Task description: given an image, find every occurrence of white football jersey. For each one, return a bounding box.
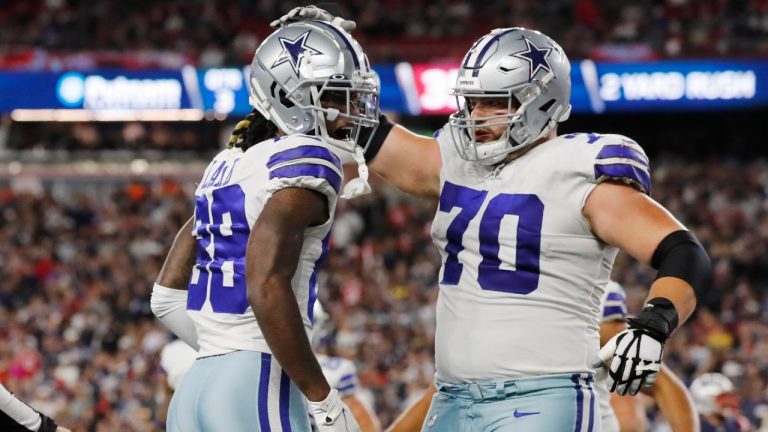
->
[188,135,344,358]
[596,281,629,432]
[431,127,650,383]
[317,354,359,397]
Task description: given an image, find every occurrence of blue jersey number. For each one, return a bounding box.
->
[188,184,251,314]
[439,182,544,295]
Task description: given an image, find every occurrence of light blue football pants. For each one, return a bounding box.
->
[422,373,600,432]
[167,350,310,432]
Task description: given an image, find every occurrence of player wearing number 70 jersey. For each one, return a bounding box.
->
[369,29,711,431]
[273,10,712,430]
[151,21,379,432]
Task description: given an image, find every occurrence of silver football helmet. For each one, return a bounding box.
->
[690,373,738,416]
[449,27,572,165]
[249,21,379,153]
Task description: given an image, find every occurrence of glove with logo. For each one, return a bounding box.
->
[594,298,679,396]
[270,5,356,33]
[307,389,361,432]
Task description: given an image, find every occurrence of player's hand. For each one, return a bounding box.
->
[594,327,663,396]
[57,428,72,432]
[308,389,361,432]
[270,5,356,33]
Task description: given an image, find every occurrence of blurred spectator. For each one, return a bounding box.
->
[1,0,767,68]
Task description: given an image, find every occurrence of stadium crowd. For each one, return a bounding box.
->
[1,0,767,67]
[0,156,766,430]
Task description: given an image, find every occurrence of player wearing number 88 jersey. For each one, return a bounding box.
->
[186,134,341,357]
[153,20,378,432]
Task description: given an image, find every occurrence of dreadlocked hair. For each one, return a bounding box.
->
[227,109,278,151]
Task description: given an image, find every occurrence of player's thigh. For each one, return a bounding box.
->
[167,356,217,432]
[197,351,310,432]
[169,351,310,432]
[420,391,472,432]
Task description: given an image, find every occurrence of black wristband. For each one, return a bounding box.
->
[626,297,679,342]
[362,114,395,163]
[38,413,58,432]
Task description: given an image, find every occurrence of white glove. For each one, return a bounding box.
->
[594,328,663,396]
[270,5,357,33]
[307,389,361,432]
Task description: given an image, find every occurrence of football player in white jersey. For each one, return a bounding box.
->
[273,9,710,431]
[150,21,380,432]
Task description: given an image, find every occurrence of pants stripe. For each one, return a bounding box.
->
[586,375,595,432]
[259,353,273,432]
[572,374,583,432]
[279,371,292,432]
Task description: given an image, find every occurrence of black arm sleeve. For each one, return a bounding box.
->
[362,114,395,163]
[651,229,712,295]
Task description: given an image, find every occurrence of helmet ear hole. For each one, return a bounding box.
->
[539,98,556,113]
[268,82,296,109]
[278,89,295,109]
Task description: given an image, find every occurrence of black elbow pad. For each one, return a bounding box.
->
[651,230,712,295]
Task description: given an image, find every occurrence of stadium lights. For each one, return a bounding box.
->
[10,109,206,122]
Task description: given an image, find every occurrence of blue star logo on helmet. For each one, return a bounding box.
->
[512,38,553,81]
[271,30,323,76]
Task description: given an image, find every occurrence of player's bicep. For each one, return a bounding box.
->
[370,125,441,199]
[583,182,685,265]
[246,188,327,287]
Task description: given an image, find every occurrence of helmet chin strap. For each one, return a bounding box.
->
[340,146,371,199]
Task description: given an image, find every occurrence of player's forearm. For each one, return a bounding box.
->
[248,277,330,402]
[369,125,441,200]
[386,385,436,432]
[156,216,197,289]
[645,229,710,326]
[646,277,696,325]
[0,383,58,432]
[344,395,382,432]
[653,366,700,432]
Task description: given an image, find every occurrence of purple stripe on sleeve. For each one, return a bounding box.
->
[269,164,342,193]
[267,145,341,170]
[603,305,627,318]
[596,144,649,166]
[338,373,355,384]
[337,382,357,393]
[594,163,651,195]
